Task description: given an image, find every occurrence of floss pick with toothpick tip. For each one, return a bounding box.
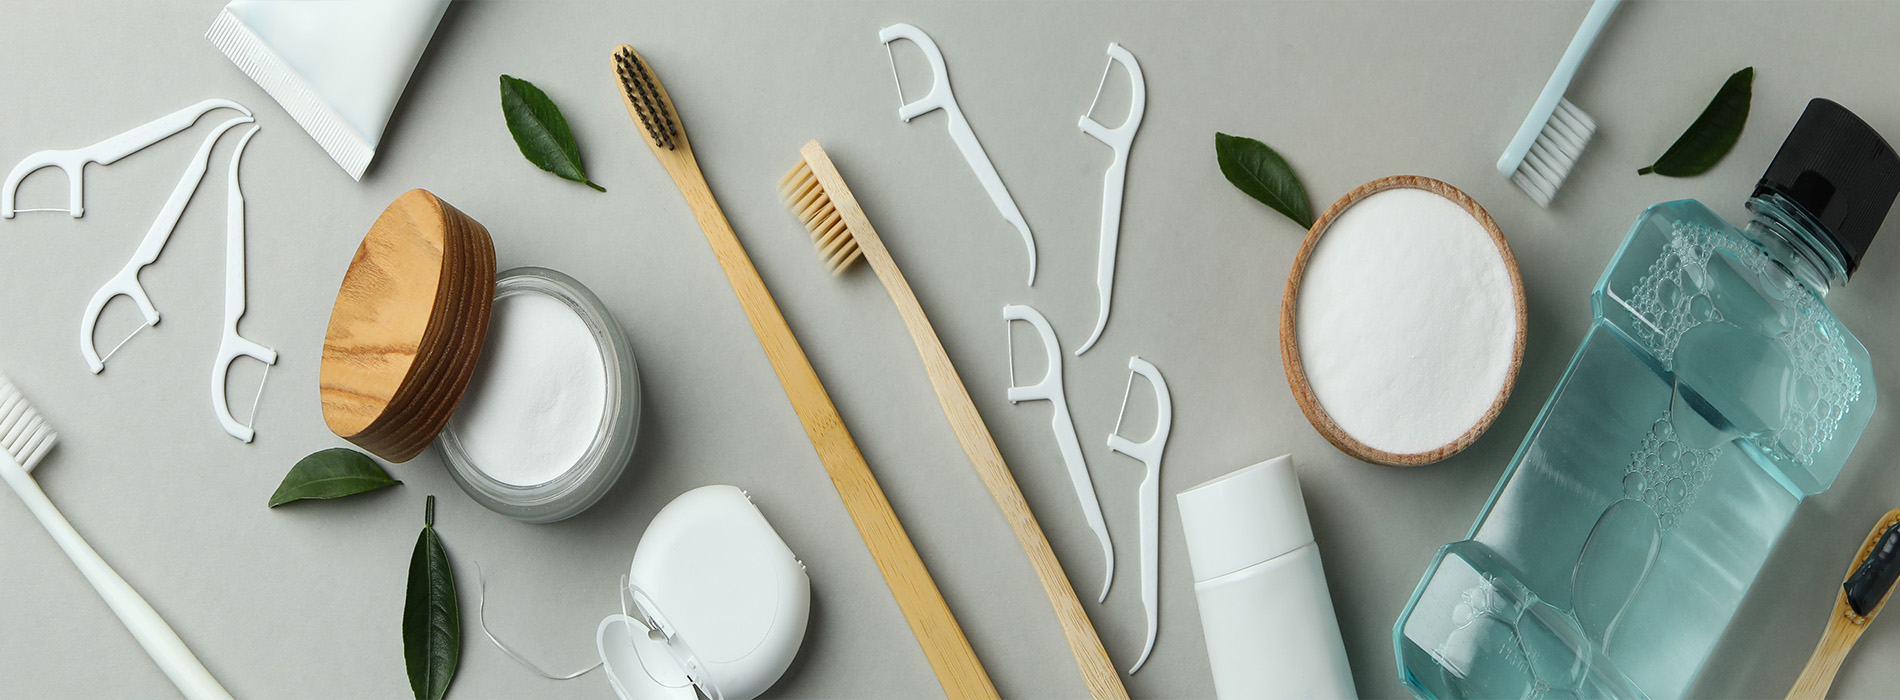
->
[212,125,277,443]
[80,115,254,374]
[879,23,1036,286]
[1108,355,1171,674]
[1074,43,1145,356]
[3,99,250,218]
[1005,303,1114,601]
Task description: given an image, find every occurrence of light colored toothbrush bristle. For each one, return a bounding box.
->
[1510,98,1597,207]
[0,373,58,472]
[778,160,864,275]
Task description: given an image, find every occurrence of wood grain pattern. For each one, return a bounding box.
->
[611,46,998,700]
[795,140,1128,700]
[320,189,495,462]
[1279,175,1526,467]
[1787,508,1900,700]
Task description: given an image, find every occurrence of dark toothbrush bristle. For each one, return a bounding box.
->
[614,48,676,151]
[1845,520,1900,617]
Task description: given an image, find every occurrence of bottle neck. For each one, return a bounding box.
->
[1742,191,1851,298]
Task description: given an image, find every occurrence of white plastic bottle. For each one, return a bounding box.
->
[1177,455,1357,699]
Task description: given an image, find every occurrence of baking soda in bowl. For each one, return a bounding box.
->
[437,267,642,522]
[450,291,608,486]
[1284,178,1523,464]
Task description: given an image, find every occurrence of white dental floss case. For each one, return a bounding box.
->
[597,485,810,700]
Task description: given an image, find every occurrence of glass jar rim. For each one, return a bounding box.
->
[437,266,641,522]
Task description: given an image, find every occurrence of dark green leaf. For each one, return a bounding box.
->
[1216,132,1314,229]
[500,75,604,191]
[404,496,459,700]
[267,448,401,507]
[1639,67,1753,177]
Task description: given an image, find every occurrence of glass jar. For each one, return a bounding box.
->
[437,267,641,523]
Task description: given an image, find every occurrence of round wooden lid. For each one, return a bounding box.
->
[320,190,496,462]
[1279,176,1526,467]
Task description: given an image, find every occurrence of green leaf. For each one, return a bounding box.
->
[500,75,605,191]
[1216,132,1315,229]
[404,496,460,700]
[1639,67,1753,177]
[267,448,401,507]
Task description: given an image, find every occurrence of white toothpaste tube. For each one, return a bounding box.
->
[206,0,450,180]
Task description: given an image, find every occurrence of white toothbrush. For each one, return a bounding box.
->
[0,373,233,700]
[1497,0,1620,207]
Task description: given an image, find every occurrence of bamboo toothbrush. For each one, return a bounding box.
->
[0,373,232,700]
[1787,509,1900,700]
[780,140,1129,699]
[1497,0,1620,206]
[609,46,998,700]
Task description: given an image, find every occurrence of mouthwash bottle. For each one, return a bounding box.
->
[1394,99,1900,700]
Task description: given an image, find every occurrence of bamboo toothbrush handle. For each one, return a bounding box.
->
[659,157,998,700]
[1788,612,1866,700]
[859,243,1128,700]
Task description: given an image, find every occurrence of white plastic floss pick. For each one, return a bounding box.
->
[80,115,255,374]
[2,99,251,218]
[879,22,1037,286]
[1108,354,1172,674]
[1004,303,1114,602]
[211,125,277,443]
[1074,43,1145,356]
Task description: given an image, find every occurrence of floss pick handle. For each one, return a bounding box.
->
[3,99,250,218]
[1005,304,1114,602]
[80,116,253,373]
[879,23,1036,286]
[212,126,277,442]
[1108,355,1172,674]
[1074,43,1145,356]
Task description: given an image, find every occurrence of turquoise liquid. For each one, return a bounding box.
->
[1395,198,1875,700]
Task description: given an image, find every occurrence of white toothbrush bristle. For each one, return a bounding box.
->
[1510,98,1597,207]
[0,373,58,472]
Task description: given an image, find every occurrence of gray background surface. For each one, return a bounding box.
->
[1,1,1897,698]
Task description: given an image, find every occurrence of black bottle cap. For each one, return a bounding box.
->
[1753,99,1900,276]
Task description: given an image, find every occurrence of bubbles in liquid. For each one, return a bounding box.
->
[1434,573,1602,699]
[1624,413,1718,531]
[1627,221,1859,469]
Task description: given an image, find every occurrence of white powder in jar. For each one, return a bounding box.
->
[449,291,608,486]
[1295,187,1517,455]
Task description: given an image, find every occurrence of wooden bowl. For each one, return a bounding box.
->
[1279,176,1526,467]
[321,189,496,462]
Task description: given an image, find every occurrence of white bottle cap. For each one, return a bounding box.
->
[1176,454,1316,583]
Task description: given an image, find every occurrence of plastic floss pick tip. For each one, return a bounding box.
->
[1074,43,1145,357]
[212,125,277,443]
[3,99,250,219]
[879,23,1036,286]
[1005,304,1115,602]
[1108,355,1171,674]
[81,116,254,374]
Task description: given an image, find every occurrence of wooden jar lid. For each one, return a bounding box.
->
[1280,176,1526,467]
[320,189,497,462]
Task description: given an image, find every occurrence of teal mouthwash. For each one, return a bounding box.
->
[1395,99,1900,700]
